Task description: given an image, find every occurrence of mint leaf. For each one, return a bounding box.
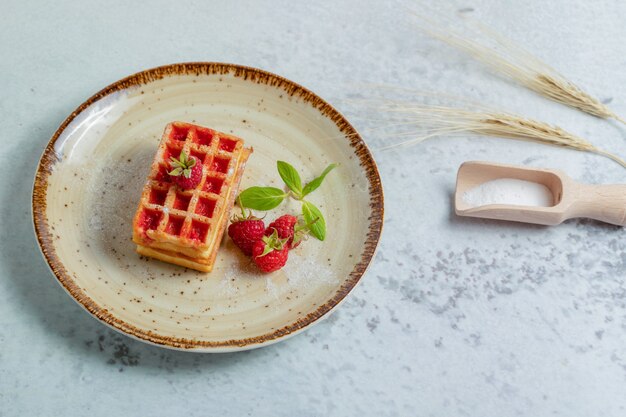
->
[302,201,326,241]
[277,161,302,197]
[238,187,286,211]
[302,163,337,197]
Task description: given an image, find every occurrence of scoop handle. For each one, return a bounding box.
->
[567,184,626,226]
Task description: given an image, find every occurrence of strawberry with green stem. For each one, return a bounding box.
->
[168,150,202,189]
[265,214,319,249]
[252,229,290,273]
[228,197,266,256]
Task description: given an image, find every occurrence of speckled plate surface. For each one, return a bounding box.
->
[32,63,383,352]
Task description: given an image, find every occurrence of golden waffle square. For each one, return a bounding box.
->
[132,122,252,272]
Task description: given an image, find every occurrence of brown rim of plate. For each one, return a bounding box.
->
[32,62,384,350]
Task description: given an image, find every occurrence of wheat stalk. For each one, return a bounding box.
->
[411,13,625,124]
[370,101,626,168]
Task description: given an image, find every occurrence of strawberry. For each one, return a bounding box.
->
[168,151,202,189]
[264,214,317,248]
[265,214,301,248]
[228,215,265,256]
[252,230,289,273]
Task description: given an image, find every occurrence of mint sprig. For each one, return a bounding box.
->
[236,161,337,241]
[238,186,287,211]
[302,201,326,241]
[277,161,303,197]
[302,163,337,197]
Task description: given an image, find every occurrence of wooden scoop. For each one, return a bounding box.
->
[455,161,626,226]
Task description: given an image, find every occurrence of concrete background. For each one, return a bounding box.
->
[1,0,625,415]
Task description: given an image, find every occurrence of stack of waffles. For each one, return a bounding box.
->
[132,122,252,272]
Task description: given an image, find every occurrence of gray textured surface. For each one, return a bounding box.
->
[2,0,626,416]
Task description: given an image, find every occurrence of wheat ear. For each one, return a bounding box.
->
[374,102,626,168]
[410,13,625,124]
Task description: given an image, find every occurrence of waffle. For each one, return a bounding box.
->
[132,122,252,272]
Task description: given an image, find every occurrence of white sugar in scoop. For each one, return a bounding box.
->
[454,161,626,226]
[463,178,553,207]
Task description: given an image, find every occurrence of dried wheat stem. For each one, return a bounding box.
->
[410,13,625,125]
[591,149,626,168]
[372,103,626,168]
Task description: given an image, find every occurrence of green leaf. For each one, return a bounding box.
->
[258,244,273,257]
[238,187,286,211]
[168,167,183,176]
[260,229,288,254]
[170,157,182,168]
[277,161,302,197]
[302,201,326,241]
[257,235,274,257]
[302,163,338,197]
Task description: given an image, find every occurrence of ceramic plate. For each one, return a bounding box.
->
[32,63,383,351]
